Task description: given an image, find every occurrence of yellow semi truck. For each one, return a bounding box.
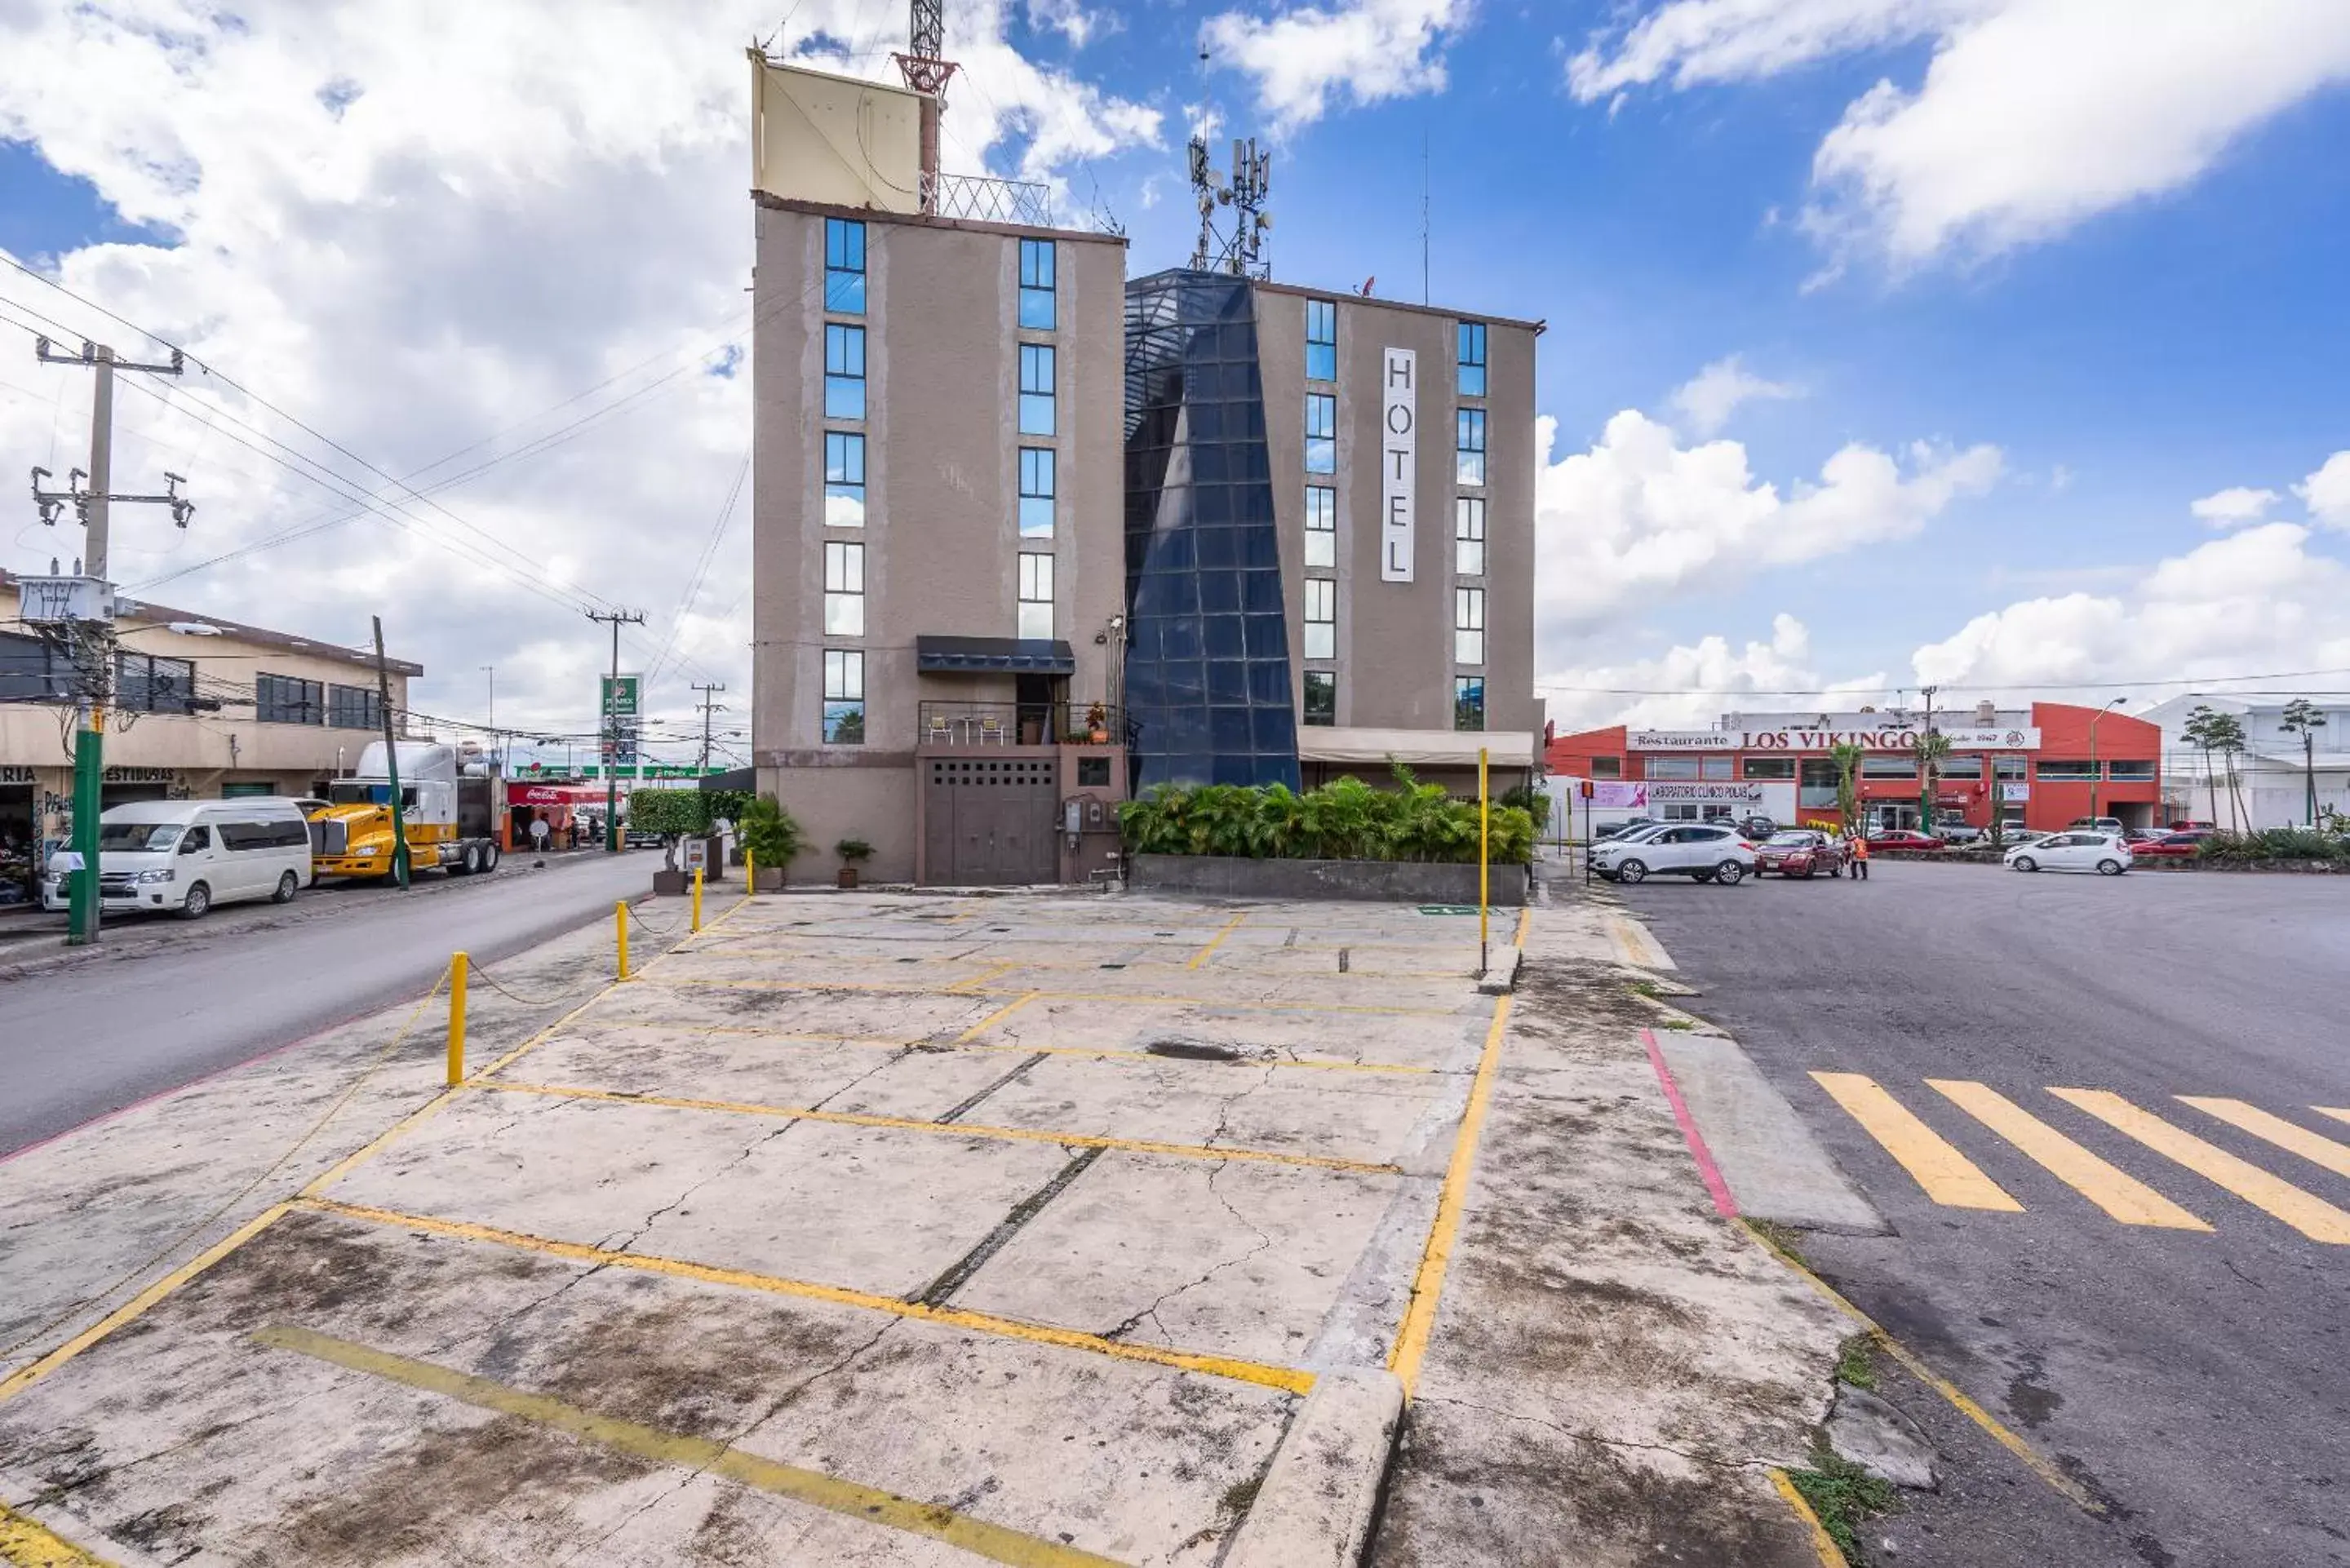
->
[309,742,507,879]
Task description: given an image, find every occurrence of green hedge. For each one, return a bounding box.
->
[1120,767,1536,865]
[627,788,709,838]
[2197,828,2348,862]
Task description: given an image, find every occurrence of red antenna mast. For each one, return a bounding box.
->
[894,0,959,210]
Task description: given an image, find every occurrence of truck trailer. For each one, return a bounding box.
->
[310,742,506,879]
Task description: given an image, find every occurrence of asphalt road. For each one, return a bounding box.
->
[0,852,654,1158]
[1617,861,2349,1568]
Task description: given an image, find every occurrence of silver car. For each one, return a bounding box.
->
[1591,823,1758,885]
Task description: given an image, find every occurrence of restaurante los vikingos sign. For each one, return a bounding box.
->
[1628,727,2042,752]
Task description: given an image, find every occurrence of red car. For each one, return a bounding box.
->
[1866,829,1948,851]
[2132,830,2210,858]
[1755,831,1849,879]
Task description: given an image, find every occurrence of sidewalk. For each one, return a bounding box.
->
[1369,879,1852,1566]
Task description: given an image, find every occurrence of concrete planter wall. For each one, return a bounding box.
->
[1130,853,1528,906]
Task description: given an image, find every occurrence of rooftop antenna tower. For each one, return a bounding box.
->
[894,0,959,212]
[1187,135,1272,278]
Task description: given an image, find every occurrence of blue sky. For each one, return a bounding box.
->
[4,0,2350,742]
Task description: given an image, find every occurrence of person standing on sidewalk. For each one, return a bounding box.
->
[1850,831,1870,881]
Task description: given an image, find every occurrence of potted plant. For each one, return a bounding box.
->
[738,794,803,892]
[835,838,874,889]
[1087,701,1110,744]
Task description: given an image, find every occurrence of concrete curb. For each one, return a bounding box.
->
[1475,946,1523,995]
[1225,1367,1404,1568]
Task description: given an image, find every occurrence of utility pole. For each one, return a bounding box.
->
[1917,685,1938,837]
[28,338,191,946]
[587,609,645,852]
[691,682,727,773]
[373,617,411,888]
[481,664,497,775]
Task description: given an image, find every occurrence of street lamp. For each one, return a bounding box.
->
[2089,698,2126,820]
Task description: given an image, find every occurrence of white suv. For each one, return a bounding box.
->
[2006,831,2133,876]
[1592,824,1757,885]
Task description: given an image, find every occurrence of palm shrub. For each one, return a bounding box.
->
[737,793,804,870]
[1118,767,1537,865]
[1500,783,1552,835]
[2199,828,2346,863]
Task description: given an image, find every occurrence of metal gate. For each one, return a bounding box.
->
[924,756,1060,885]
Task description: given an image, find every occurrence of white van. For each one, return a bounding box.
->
[42,798,317,919]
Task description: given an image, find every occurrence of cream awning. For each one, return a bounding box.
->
[1297,728,1537,769]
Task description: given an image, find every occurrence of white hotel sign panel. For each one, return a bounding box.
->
[1628,727,2042,752]
[1381,347,1415,582]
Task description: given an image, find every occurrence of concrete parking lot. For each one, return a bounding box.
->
[0,891,1517,1565]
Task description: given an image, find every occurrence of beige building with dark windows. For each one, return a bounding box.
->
[745,51,1539,885]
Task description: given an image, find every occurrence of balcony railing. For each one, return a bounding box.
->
[919,700,1124,749]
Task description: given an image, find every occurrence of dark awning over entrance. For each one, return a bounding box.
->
[916,636,1075,675]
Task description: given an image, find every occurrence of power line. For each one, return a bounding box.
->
[1532,665,2350,698]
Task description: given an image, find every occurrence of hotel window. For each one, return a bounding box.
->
[1018,447,1055,538]
[823,541,864,636]
[823,324,865,420]
[1303,577,1336,660]
[1742,755,1797,781]
[1456,407,1486,486]
[1453,585,1485,665]
[1305,392,1336,474]
[1019,238,1056,331]
[256,673,323,725]
[1018,553,1054,640]
[1305,299,1337,382]
[1019,343,1056,435]
[1454,495,1485,576]
[1304,484,1337,568]
[824,219,866,314]
[1303,670,1337,726]
[1454,675,1485,732]
[822,649,864,744]
[1457,321,1487,398]
[823,432,865,528]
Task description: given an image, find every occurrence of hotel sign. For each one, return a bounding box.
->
[1629,727,2041,752]
[1381,347,1415,582]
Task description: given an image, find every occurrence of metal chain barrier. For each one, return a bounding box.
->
[0,963,451,1362]
[466,968,579,1011]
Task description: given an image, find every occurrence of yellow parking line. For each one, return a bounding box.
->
[473,1079,1403,1175]
[251,1325,1124,1568]
[947,960,1024,994]
[2177,1096,2350,1180]
[0,1203,293,1406]
[2050,1090,2350,1245]
[1187,911,1248,969]
[1930,1080,2210,1230]
[0,1501,116,1566]
[1767,1468,1845,1568]
[954,990,1041,1043]
[1389,996,1513,1399]
[656,977,1461,1017]
[558,1020,1435,1075]
[1811,1073,2023,1211]
[295,1197,1315,1395]
[1513,906,1531,947]
[2318,1107,2350,1130]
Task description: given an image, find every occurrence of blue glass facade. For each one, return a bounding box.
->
[1122,271,1301,793]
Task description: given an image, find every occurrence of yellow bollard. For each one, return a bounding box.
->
[692,866,703,933]
[446,951,468,1087]
[616,899,631,981]
[746,848,756,897]
[1478,747,1491,973]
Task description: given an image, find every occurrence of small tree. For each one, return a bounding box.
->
[1829,741,1866,839]
[2182,706,2224,826]
[2279,698,2328,826]
[1909,728,1953,835]
[2197,711,2250,832]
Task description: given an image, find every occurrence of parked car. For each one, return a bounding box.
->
[2068,816,2127,836]
[1590,823,1758,885]
[2168,819,2218,833]
[2131,830,2210,858]
[1736,815,1780,840]
[2126,826,2170,844]
[39,798,315,919]
[1755,830,1847,879]
[1594,817,1661,843]
[2006,831,2134,875]
[1866,829,1948,851]
[1932,821,1985,844]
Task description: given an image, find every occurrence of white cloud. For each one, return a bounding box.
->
[1534,408,2001,644]
[1668,355,1798,436]
[1570,0,2350,268]
[1911,522,2350,691]
[0,0,1156,753]
[2297,451,2350,531]
[2189,485,2278,528]
[1201,0,1470,132]
[1026,0,1106,48]
[1537,613,1889,733]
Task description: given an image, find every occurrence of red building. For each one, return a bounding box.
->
[1545,704,2164,835]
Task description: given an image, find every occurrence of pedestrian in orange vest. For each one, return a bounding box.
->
[1851,831,1871,881]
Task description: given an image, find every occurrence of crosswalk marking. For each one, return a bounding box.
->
[2177,1097,2350,1181]
[1811,1072,2024,1211]
[2312,1107,2350,1132]
[1928,1080,2210,1230]
[2048,1089,2350,1246]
